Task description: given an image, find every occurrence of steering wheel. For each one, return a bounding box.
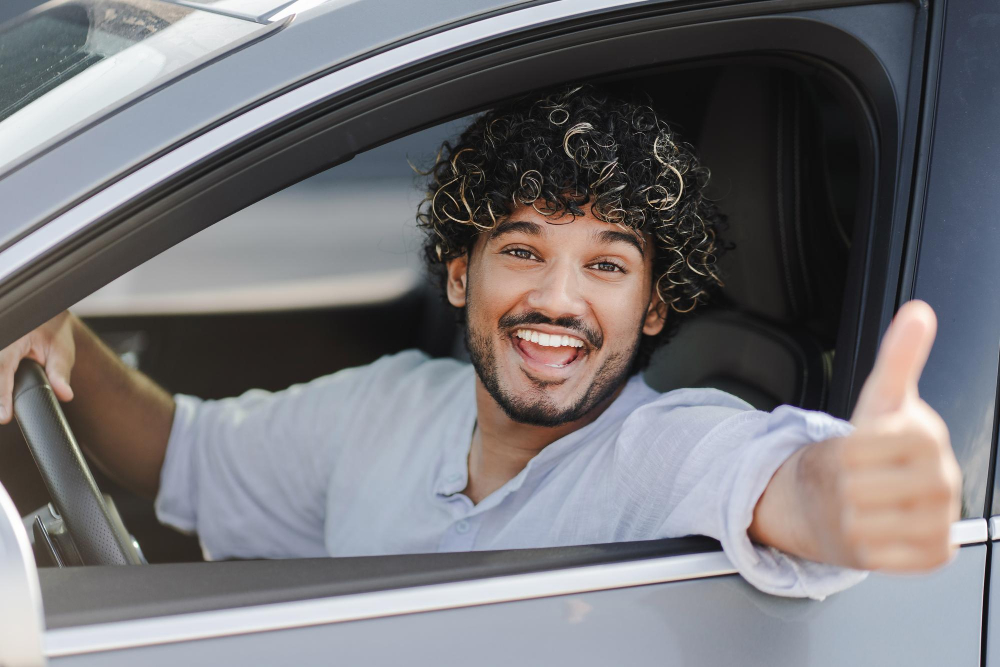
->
[12,360,142,566]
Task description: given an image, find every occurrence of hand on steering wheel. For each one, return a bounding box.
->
[0,311,75,425]
[1,313,141,566]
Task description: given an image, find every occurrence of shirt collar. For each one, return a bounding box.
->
[433,371,657,501]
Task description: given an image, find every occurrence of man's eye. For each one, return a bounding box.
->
[592,261,625,273]
[506,248,536,260]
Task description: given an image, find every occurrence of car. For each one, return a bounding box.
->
[0,0,996,664]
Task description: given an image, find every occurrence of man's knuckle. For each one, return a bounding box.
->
[923,469,952,501]
[871,416,905,441]
[842,520,864,548]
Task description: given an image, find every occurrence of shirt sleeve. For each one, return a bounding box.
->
[154,350,430,560]
[613,388,868,600]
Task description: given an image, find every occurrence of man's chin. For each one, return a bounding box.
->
[489,366,609,427]
[493,390,588,428]
[467,325,635,428]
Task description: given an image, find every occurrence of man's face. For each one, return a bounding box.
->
[446,204,666,427]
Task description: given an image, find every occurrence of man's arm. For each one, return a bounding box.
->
[749,300,961,571]
[0,311,174,500]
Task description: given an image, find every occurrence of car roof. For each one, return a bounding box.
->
[0,0,542,252]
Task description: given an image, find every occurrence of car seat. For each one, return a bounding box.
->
[643,66,854,412]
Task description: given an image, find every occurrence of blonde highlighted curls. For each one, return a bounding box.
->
[416,84,726,371]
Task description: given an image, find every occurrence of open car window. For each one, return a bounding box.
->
[36,61,867,570]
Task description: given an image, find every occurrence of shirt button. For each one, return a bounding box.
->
[455,520,470,534]
[446,473,462,483]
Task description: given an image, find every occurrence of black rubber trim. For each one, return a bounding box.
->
[40,536,721,628]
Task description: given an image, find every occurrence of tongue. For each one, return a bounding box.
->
[517,339,579,366]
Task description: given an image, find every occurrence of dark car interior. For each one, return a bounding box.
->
[0,59,866,582]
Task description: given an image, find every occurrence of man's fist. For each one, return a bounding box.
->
[0,311,76,425]
[822,300,961,571]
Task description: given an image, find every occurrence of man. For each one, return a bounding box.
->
[0,85,960,599]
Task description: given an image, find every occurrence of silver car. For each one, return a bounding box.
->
[0,0,996,664]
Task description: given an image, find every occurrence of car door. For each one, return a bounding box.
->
[0,0,991,665]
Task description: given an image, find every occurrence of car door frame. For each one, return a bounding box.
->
[0,0,989,663]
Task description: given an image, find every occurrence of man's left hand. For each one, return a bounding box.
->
[750,299,962,571]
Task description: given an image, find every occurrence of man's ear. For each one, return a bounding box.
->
[446,253,469,308]
[642,287,668,336]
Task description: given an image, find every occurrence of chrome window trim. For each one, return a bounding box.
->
[266,0,332,22]
[989,516,1000,541]
[0,482,45,667]
[0,0,645,284]
[951,517,988,545]
[160,0,270,23]
[45,550,737,657]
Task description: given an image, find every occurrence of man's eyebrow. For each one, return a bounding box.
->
[489,220,543,241]
[594,229,645,257]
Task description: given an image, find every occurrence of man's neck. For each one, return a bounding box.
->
[462,378,626,504]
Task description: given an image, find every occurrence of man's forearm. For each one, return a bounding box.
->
[61,314,175,500]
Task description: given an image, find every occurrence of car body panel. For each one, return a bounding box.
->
[47,545,986,666]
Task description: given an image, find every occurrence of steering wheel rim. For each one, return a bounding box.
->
[12,360,141,566]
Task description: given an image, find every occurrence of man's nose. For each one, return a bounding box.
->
[526,260,588,318]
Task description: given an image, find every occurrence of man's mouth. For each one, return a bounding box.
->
[511,328,587,369]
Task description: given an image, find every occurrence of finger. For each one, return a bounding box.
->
[0,353,15,425]
[0,340,29,425]
[842,462,953,508]
[845,505,952,544]
[861,542,955,572]
[853,300,937,421]
[840,415,940,467]
[45,351,74,403]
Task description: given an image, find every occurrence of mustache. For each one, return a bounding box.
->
[498,311,603,350]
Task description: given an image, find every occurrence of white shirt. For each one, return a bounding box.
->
[155,349,867,599]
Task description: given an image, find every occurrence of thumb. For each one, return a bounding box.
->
[852,299,936,423]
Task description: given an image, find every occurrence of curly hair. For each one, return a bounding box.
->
[416,84,725,371]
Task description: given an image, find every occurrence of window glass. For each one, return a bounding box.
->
[0,0,261,173]
[910,0,1000,519]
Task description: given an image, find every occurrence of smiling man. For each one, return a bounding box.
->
[0,85,960,599]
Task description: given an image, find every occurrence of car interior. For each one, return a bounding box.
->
[0,58,869,622]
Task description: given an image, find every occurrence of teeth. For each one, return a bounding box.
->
[514,329,584,348]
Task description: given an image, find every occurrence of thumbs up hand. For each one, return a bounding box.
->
[749,300,962,572]
[828,299,962,570]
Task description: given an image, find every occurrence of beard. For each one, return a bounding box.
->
[465,309,642,428]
